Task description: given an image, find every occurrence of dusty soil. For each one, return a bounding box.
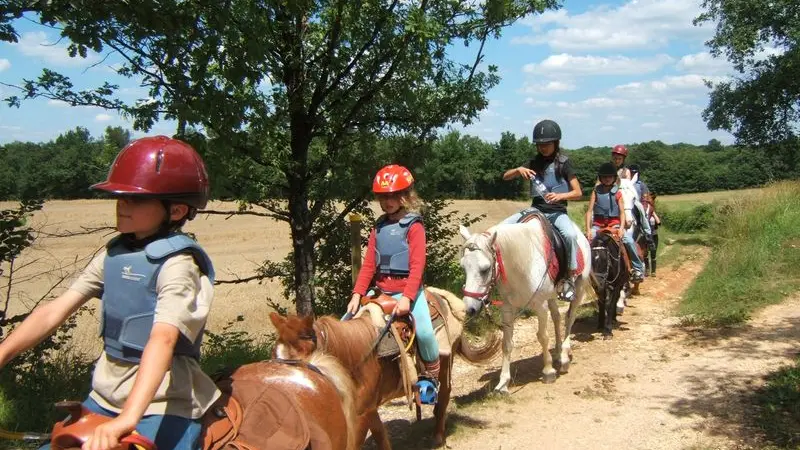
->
[367,247,800,450]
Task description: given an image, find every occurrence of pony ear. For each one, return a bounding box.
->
[488,230,497,247]
[459,224,471,241]
[269,311,286,329]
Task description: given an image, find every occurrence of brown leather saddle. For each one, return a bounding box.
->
[50,361,330,450]
[360,288,446,358]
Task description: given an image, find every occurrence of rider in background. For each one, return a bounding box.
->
[586,163,645,280]
[501,119,584,302]
[609,146,656,260]
[0,136,220,450]
[345,165,440,398]
[642,192,662,277]
[628,164,650,199]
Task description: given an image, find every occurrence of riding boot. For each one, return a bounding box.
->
[559,275,576,302]
[651,260,657,277]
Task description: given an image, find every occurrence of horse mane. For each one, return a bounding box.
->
[491,221,548,281]
[306,350,358,450]
[314,315,379,379]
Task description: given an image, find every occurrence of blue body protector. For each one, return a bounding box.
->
[374,213,422,277]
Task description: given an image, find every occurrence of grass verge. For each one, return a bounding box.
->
[679,181,800,326]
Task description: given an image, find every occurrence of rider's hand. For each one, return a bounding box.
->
[616,227,625,239]
[83,415,137,450]
[517,167,535,180]
[544,192,560,203]
[346,293,361,315]
[393,296,411,316]
[585,230,592,241]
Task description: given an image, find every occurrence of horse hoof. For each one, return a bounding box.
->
[603,334,613,340]
[616,307,624,315]
[433,435,445,448]
[560,361,571,374]
[542,371,557,384]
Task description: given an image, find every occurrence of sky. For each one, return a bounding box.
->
[0,0,755,148]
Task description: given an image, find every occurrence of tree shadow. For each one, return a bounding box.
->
[362,412,491,449]
[662,316,800,448]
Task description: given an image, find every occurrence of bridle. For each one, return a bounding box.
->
[461,233,507,308]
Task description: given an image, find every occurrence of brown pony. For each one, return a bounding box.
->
[270,287,501,449]
[48,351,358,450]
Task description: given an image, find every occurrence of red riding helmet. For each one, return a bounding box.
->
[91,136,210,210]
[373,164,414,194]
[612,144,628,157]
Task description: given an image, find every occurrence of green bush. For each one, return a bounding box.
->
[660,203,716,233]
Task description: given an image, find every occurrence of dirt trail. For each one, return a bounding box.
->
[367,248,800,449]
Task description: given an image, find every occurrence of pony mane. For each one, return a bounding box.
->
[314,315,378,379]
[306,350,358,450]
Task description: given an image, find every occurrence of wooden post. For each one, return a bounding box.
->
[349,213,362,287]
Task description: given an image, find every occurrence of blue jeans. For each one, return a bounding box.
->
[502,208,579,272]
[591,225,644,273]
[40,396,202,450]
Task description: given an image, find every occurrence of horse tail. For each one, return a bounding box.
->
[425,286,501,365]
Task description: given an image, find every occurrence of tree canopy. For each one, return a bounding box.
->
[695,0,800,144]
[1,0,556,314]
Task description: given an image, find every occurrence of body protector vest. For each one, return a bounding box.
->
[101,233,215,363]
[374,213,422,277]
[531,154,570,207]
[593,185,621,219]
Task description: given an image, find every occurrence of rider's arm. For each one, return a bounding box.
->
[116,323,179,429]
[0,289,89,367]
[0,251,104,368]
[353,229,378,297]
[502,167,523,180]
[653,210,661,225]
[585,190,596,234]
[401,222,426,301]
[559,176,583,201]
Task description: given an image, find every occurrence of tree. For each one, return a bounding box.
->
[695,0,799,144]
[1,0,557,315]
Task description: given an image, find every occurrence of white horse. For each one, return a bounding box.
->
[617,176,650,302]
[458,218,592,393]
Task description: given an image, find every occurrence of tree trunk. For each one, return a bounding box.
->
[288,185,315,316]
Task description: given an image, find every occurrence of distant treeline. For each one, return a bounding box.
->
[1,127,798,201]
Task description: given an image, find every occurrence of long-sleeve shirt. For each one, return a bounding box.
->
[353,221,426,300]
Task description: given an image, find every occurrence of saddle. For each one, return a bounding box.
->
[517,209,570,282]
[50,361,329,450]
[359,288,446,359]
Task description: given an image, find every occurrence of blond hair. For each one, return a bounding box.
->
[399,188,421,213]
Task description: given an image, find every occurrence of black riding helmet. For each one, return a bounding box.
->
[532,119,562,143]
[598,162,617,178]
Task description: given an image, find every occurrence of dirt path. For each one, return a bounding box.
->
[366,248,800,449]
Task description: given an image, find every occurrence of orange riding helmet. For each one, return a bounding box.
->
[91,135,210,211]
[372,164,414,194]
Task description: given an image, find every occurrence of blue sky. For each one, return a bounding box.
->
[0,0,763,148]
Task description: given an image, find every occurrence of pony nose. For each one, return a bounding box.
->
[465,304,479,317]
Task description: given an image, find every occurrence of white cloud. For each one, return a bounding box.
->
[612,74,729,97]
[520,80,576,93]
[676,51,732,74]
[47,99,70,107]
[600,125,615,131]
[95,113,113,122]
[514,0,713,51]
[0,59,10,72]
[13,31,99,67]
[524,53,673,76]
[641,122,661,128]
[607,114,626,121]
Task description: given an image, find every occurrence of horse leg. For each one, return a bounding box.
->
[432,354,453,448]
[616,288,626,315]
[604,287,615,338]
[495,304,515,393]
[364,409,391,450]
[547,297,564,372]
[561,274,586,371]
[534,301,556,384]
[597,289,607,331]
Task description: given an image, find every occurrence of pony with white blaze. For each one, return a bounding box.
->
[459,219,591,392]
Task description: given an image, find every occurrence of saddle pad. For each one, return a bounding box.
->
[375,315,445,358]
[543,238,586,281]
[216,377,311,450]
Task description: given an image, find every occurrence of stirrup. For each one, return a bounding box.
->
[630,270,644,282]
[416,375,440,405]
[559,278,576,302]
